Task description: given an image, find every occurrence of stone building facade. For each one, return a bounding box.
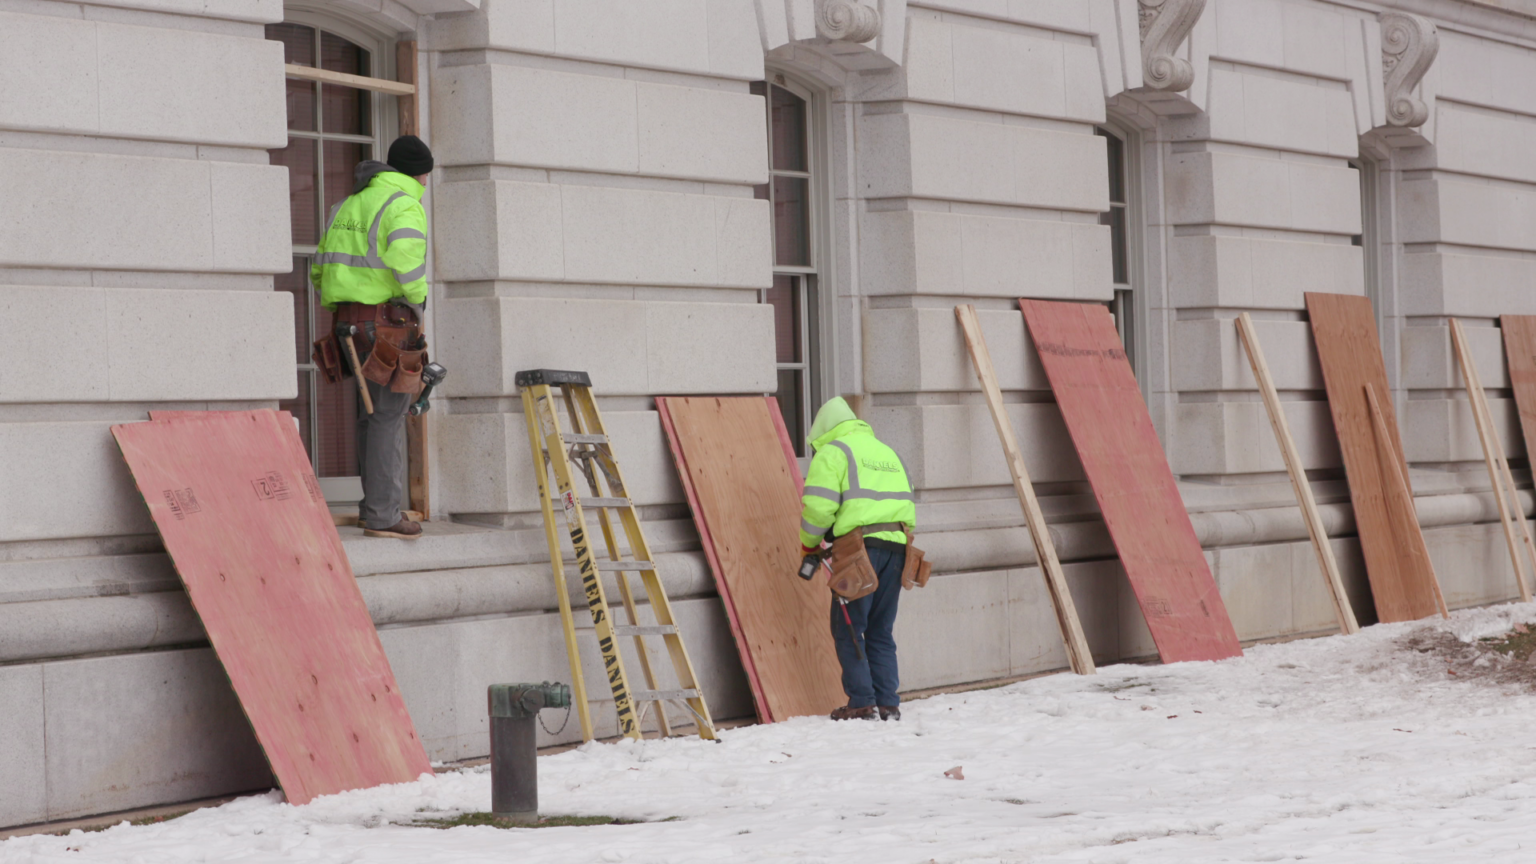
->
[2,0,1533,828]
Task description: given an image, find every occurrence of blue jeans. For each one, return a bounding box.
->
[831,544,903,708]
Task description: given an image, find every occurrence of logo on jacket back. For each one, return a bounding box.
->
[860,458,901,473]
[332,218,368,233]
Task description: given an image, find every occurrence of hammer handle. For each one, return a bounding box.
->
[341,334,374,415]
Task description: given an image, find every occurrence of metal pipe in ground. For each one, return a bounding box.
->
[488,682,572,824]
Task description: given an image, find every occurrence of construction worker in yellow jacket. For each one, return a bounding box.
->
[311,135,433,540]
[799,397,916,721]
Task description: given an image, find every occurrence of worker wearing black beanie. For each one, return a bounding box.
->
[310,133,437,541]
[387,135,434,178]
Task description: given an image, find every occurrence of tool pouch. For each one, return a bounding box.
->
[360,326,405,388]
[828,528,879,601]
[900,533,931,591]
[312,332,344,384]
[390,345,426,395]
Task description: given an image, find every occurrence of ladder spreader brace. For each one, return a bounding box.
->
[516,369,717,742]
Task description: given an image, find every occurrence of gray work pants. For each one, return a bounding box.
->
[358,378,411,530]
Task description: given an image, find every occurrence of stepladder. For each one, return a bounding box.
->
[517,369,717,742]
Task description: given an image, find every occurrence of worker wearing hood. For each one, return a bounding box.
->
[799,397,915,721]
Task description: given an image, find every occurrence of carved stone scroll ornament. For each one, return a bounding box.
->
[816,0,881,43]
[1381,12,1438,128]
[1139,0,1206,92]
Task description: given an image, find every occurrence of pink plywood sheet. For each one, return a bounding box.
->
[112,410,430,804]
[1020,299,1242,664]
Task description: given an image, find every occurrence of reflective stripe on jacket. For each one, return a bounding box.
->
[311,167,428,309]
[799,418,915,548]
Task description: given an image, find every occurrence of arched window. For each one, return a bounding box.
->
[266,19,391,496]
[754,73,824,455]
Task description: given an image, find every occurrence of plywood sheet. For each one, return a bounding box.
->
[112,409,430,805]
[1502,316,1536,468]
[658,396,844,721]
[1020,299,1242,663]
[1306,292,1442,622]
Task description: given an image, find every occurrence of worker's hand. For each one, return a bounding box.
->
[802,543,821,556]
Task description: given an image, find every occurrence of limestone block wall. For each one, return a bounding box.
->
[1162,0,1367,484]
[12,0,1536,834]
[1392,26,1536,466]
[0,0,295,828]
[858,2,1112,526]
[0,0,293,539]
[427,0,776,524]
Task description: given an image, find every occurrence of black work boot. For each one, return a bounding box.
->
[830,705,877,721]
[878,705,901,722]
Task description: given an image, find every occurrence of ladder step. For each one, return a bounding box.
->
[633,689,700,702]
[613,624,677,637]
[564,433,608,444]
[551,495,630,509]
[596,560,653,571]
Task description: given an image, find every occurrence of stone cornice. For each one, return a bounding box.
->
[1139,0,1207,92]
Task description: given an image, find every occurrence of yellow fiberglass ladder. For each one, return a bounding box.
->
[517,369,716,742]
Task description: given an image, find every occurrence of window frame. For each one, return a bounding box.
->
[1095,121,1148,395]
[759,71,832,457]
[270,13,396,501]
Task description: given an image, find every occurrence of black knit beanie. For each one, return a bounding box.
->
[387,135,434,177]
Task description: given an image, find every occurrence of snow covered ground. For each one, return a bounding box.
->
[12,603,1536,864]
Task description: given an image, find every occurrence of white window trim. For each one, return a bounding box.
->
[764,69,836,458]
[1098,120,1149,398]
[274,12,397,501]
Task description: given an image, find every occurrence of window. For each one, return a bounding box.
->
[753,75,821,455]
[1097,126,1135,375]
[1350,158,1383,335]
[266,22,383,486]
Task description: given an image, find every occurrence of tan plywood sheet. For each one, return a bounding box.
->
[658,396,844,721]
[1306,292,1443,622]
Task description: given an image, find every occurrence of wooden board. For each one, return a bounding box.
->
[658,396,844,721]
[112,409,431,805]
[1234,313,1359,634]
[1019,299,1242,663]
[1306,292,1443,622]
[955,304,1095,673]
[1453,319,1534,602]
[1502,315,1536,490]
[407,414,429,519]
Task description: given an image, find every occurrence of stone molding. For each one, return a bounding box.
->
[1138,0,1206,92]
[1381,11,1438,128]
[757,0,904,72]
[816,0,880,43]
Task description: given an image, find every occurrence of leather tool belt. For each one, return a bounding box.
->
[828,521,932,594]
[311,302,429,396]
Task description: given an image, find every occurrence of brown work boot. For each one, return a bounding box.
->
[830,705,877,721]
[363,518,422,540]
[878,705,901,722]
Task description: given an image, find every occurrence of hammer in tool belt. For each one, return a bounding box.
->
[337,324,374,415]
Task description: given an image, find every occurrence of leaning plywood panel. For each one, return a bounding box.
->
[1019,299,1242,663]
[111,410,431,805]
[1306,292,1444,622]
[658,396,844,721]
[1502,316,1536,489]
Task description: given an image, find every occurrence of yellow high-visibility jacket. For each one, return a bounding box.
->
[311,163,428,309]
[799,410,915,548]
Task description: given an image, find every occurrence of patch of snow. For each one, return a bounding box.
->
[10,603,1536,862]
